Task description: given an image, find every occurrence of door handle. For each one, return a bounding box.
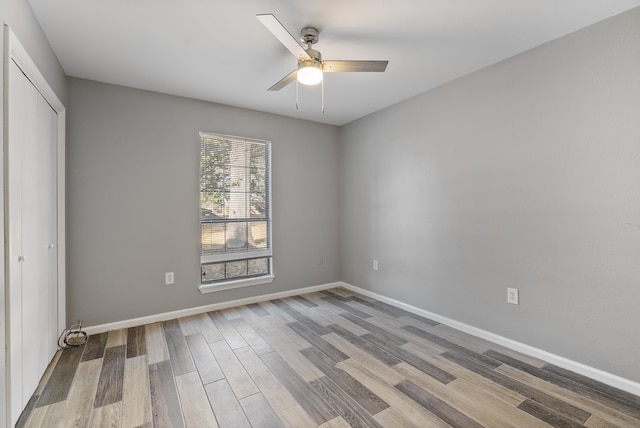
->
[18,255,26,262]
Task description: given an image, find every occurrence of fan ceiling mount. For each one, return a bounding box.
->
[300,26,320,46]
[257,14,388,92]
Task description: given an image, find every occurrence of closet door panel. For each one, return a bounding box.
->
[20,79,53,404]
[39,92,59,360]
[8,60,30,416]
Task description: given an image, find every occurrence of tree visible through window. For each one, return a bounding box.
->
[200,133,272,284]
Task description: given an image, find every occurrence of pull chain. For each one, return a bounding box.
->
[321,77,325,113]
[295,75,326,112]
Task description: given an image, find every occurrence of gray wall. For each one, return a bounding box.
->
[1,0,66,422]
[66,78,340,326]
[338,8,640,383]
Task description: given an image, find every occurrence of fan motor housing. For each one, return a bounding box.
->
[298,57,322,71]
[304,48,322,62]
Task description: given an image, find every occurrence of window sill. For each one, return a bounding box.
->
[199,275,275,294]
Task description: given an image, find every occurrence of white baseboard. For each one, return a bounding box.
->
[83,279,640,397]
[83,281,340,336]
[339,282,640,397]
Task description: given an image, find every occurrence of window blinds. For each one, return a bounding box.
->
[200,132,272,283]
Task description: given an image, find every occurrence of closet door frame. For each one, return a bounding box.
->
[3,25,66,426]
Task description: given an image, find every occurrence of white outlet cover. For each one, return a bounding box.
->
[165,272,175,285]
[507,288,519,305]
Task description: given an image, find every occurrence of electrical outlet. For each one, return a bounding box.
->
[373,260,378,271]
[165,272,175,285]
[318,255,324,266]
[507,288,519,305]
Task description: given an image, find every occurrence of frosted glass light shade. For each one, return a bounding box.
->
[297,64,323,85]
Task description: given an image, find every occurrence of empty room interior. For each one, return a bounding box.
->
[2,0,640,427]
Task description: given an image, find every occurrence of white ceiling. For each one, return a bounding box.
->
[28,0,640,126]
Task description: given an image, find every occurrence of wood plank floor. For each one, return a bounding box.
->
[17,288,640,428]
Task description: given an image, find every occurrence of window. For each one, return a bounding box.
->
[199,133,272,292]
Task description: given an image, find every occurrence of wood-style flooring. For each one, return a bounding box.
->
[17,288,640,427]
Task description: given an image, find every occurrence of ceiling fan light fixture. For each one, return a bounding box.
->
[297,59,323,85]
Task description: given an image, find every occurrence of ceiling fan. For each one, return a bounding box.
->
[256,14,389,93]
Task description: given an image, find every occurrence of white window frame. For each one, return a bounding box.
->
[198,133,274,294]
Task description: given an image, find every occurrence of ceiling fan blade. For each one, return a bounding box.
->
[257,14,311,60]
[268,69,298,91]
[323,60,389,73]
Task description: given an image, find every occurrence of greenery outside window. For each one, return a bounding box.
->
[199,132,273,292]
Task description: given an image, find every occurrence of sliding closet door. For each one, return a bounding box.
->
[8,59,58,420]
